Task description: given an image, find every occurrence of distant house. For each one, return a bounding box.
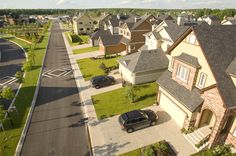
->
[198,15,221,25]
[98,14,156,55]
[221,16,236,25]
[142,20,189,52]
[118,49,168,84]
[97,13,111,30]
[156,23,236,149]
[73,14,95,35]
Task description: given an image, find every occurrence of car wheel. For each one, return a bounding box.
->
[127,128,134,133]
[150,121,156,126]
[95,85,100,89]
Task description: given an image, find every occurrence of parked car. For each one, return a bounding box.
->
[90,75,115,89]
[119,109,158,133]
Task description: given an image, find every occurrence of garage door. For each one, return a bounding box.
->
[159,92,186,127]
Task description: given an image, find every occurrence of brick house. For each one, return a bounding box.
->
[73,14,95,35]
[156,23,236,149]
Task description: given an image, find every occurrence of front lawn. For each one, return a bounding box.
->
[0,24,51,156]
[73,46,99,54]
[119,140,176,156]
[92,82,157,119]
[77,56,119,81]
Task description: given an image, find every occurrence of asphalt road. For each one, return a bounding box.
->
[0,38,25,108]
[21,22,90,156]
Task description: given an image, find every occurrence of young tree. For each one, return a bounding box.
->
[125,86,136,103]
[99,62,109,75]
[22,60,33,72]
[15,71,24,84]
[0,87,15,101]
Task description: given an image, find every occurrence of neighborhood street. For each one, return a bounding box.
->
[20,22,90,156]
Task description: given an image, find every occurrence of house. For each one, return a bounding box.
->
[221,16,236,25]
[118,14,157,54]
[177,12,198,26]
[156,23,236,148]
[198,15,221,25]
[142,20,189,52]
[117,49,168,84]
[98,14,155,55]
[97,13,111,30]
[73,14,95,35]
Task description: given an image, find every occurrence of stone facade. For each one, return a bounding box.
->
[226,133,236,147]
[195,87,228,146]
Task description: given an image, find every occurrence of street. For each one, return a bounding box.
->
[20,22,90,156]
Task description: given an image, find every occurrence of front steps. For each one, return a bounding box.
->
[184,126,211,151]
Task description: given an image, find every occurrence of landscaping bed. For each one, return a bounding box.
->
[119,140,176,156]
[0,23,51,156]
[77,56,120,81]
[92,82,157,119]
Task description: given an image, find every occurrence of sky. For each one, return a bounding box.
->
[0,0,235,9]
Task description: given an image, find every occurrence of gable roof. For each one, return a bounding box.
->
[226,57,236,77]
[168,23,236,108]
[118,48,168,73]
[174,53,201,68]
[98,30,123,46]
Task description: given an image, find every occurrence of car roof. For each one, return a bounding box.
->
[91,75,106,80]
[124,110,143,120]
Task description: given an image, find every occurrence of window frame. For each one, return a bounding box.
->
[176,64,190,83]
[197,72,207,88]
[188,34,196,45]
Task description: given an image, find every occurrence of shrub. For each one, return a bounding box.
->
[70,34,82,43]
[99,62,109,75]
[212,144,232,155]
[22,60,33,72]
[125,86,136,103]
[144,146,155,156]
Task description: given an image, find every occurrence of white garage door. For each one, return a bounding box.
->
[159,92,186,127]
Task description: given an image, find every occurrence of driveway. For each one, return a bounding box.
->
[90,105,197,156]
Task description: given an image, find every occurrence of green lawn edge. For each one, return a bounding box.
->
[73,46,99,55]
[0,25,51,156]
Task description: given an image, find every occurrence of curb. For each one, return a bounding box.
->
[14,26,52,156]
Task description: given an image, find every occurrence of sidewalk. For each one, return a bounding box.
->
[72,43,91,50]
[74,51,101,60]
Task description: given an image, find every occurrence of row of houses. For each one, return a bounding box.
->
[85,13,236,150]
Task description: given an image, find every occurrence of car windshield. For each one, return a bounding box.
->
[140,111,148,118]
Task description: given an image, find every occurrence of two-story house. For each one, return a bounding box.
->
[142,20,189,52]
[198,15,221,25]
[118,14,156,54]
[73,14,94,35]
[156,23,236,149]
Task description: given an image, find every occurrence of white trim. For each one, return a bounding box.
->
[197,72,207,89]
[132,29,150,32]
[176,64,190,83]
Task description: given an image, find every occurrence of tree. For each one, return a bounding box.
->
[125,86,136,103]
[99,62,108,75]
[0,87,15,101]
[15,71,24,84]
[22,60,33,72]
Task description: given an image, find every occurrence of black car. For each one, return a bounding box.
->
[119,109,158,133]
[90,75,115,89]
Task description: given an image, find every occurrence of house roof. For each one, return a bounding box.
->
[163,20,189,42]
[226,57,236,77]
[118,48,169,73]
[157,71,204,112]
[156,15,173,21]
[168,23,236,108]
[174,53,202,68]
[98,30,123,46]
[206,15,220,21]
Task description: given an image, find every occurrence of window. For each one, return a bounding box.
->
[79,22,83,24]
[79,28,84,31]
[176,65,190,82]
[87,28,90,30]
[188,34,196,44]
[197,73,207,88]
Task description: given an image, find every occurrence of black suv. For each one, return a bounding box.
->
[119,109,158,133]
[90,75,115,89]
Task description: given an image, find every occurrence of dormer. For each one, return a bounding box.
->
[226,57,236,87]
[171,53,201,91]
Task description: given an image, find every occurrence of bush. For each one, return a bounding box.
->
[144,146,155,156]
[99,62,109,75]
[154,141,169,154]
[212,144,232,155]
[0,87,15,101]
[125,86,136,103]
[70,34,82,43]
[22,60,33,71]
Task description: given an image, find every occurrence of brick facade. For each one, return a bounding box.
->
[226,133,236,147]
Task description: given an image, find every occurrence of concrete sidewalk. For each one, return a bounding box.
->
[72,43,91,50]
[73,51,101,60]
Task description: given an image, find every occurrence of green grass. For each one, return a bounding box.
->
[73,46,99,54]
[92,82,157,119]
[65,32,89,47]
[77,57,120,81]
[0,26,50,156]
[119,148,141,156]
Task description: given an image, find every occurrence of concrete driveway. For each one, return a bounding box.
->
[90,105,197,156]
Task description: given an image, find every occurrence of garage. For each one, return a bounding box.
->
[159,92,186,127]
